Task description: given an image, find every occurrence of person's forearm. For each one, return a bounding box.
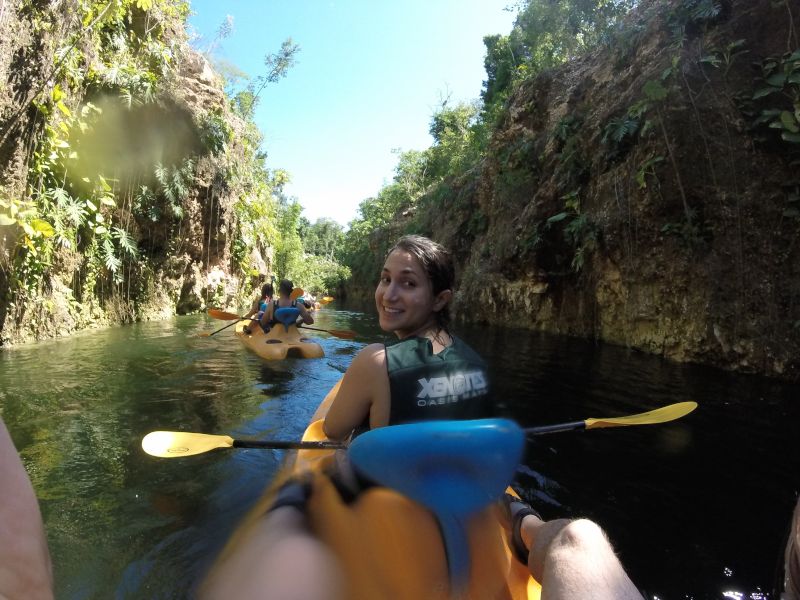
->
[0,420,54,600]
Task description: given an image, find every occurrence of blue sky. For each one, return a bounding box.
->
[188,1,517,228]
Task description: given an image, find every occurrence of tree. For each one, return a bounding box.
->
[512,0,636,72]
[302,218,345,261]
[482,34,521,107]
[274,197,304,280]
[249,38,301,110]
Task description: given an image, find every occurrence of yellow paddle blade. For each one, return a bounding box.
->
[321,296,334,303]
[290,288,304,300]
[585,401,697,429]
[142,431,235,458]
[208,309,240,321]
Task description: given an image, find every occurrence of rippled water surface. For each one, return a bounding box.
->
[0,308,797,599]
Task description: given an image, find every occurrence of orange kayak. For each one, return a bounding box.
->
[215,382,542,599]
[234,320,324,360]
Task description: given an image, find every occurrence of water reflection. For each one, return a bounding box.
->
[0,309,797,599]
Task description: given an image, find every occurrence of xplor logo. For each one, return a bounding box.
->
[416,371,487,405]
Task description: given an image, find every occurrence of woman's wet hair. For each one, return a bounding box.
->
[386,235,454,332]
[261,283,274,298]
[278,279,293,296]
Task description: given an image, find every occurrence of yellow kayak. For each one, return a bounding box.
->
[234,320,324,360]
[216,382,542,599]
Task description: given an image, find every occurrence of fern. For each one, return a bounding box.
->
[154,163,168,188]
[102,236,121,273]
[688,0,721,22]
[104,63,124,86]
[49,187,71,209]
[64,198,86,228]
[602,115,639,144]
[112,227,138,257]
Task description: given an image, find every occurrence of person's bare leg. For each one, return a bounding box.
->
[0,418,54,600]
[199,507,343,600]
[520,515,642,600]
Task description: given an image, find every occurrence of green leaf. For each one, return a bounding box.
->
[781,131,800,143]
[30,219,55,237]
[85,199,97,211]
[788,73,800,84]
[100,196,116,206]
[643,80,668,102]
[752,86,779,99]
[56,101,71,117]
[766,72,787,87]
[547,212,570,224]
[780,111,799,133]
[0,213,16,226]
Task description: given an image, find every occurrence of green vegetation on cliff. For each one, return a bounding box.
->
[0,0,349,343]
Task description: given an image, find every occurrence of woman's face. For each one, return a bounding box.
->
[375,249,448,339]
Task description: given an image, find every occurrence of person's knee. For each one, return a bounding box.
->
[555,518,608,552]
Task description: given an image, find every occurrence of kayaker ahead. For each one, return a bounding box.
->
[241,282,273,335]
[253,278,314,334]
[323,234,493,440]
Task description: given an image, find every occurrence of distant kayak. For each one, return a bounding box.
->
[213,382,542,599]
[234,319,324,360]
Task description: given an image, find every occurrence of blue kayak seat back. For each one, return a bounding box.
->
[274,306,300,331]
[348,418,525,587]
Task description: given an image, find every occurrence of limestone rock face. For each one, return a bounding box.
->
[416,0,799,380]
[171,53,226,114]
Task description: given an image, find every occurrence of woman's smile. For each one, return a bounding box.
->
[375,249,439,338]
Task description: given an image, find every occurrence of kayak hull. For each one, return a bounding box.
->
[215,382,541,599]
[234,320,324,360]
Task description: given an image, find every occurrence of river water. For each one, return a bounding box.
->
[0,307,797,599]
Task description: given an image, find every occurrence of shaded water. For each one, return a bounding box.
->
[0,308,797,599]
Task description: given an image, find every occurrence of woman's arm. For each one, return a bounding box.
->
[297,303,314,325]
[242,299,259,319]
[323,343,390,440]
[259,301,275,328]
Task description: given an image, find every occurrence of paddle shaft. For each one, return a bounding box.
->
[233,439,346,450]
[231,422,583,450]
[298,325,357,339]
[205,318,243,336]
[525,421,586,435]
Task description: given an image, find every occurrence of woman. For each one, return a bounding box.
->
[323,234,492,440]
[258,278,314,332]
[242,283,273,335]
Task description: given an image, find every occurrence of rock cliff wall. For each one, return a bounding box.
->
[415,0,799,380]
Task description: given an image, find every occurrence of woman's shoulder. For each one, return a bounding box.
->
[353,343,387,366]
